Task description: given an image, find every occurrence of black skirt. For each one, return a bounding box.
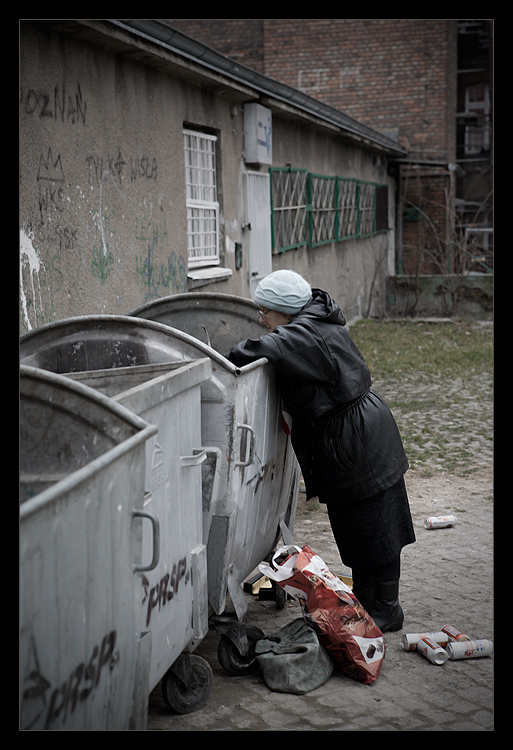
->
[326,476,416,570]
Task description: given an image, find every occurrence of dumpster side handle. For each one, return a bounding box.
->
[180,449,208,468]
[133,509,161,572]
[235,423,256,468]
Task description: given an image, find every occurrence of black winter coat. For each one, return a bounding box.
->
[226,289,409,503]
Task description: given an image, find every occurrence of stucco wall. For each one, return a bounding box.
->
[20,22,201,331]
[266,116,394,320]
[20,21,396,334]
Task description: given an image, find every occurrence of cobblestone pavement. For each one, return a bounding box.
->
[146,371,494,732]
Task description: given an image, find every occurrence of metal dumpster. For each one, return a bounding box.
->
[20,319,214,714]
[67,359,213,711]
[130,292,268,352]
[20,366,158,730]
[130,293,301,619]
[20,309,300,621]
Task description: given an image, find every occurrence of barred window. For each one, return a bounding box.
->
[270,167,388,252]
[270,168,308,253]
[308,175,337,247]
[359,182,377,236]
[184,129,219,267]
[337,178,359,239]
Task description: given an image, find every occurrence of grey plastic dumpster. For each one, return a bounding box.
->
[20,366,158,731]
[130,293,301,618]
[19,318,214,715]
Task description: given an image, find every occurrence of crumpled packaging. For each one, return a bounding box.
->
[255,618,334,694]
[260,544,385,685]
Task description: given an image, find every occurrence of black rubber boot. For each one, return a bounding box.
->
[351,574,371,612]
[368,579,404,633]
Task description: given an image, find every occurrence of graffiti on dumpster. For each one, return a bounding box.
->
[142,557,189,627]
[22,630,118,730]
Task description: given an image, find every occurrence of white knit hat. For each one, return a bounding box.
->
[254,270,312,314]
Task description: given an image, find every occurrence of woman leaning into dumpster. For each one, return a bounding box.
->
[226,269,416,633]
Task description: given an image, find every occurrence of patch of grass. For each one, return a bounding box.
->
[349,319,493,379]
[296,319,492,499]
[296,497,327,516]
[348,319,493,477]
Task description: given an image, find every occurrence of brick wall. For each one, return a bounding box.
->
[166,19,265,72]
[263,19,457,161]
[401,171,454,274]
[167,19,457,161]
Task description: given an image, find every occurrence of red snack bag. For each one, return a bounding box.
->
[260,544,385,685]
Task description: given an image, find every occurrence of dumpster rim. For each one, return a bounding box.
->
[111,357,212,413]
[20,365,157,521]
[129,291,259,319]
[19,314,269,376]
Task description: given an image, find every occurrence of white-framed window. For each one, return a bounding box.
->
[183,129,219,267]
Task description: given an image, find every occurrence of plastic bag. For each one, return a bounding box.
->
[255,618,334,694]
[259,544,385,685]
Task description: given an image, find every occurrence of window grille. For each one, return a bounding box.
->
[270,168,308,253]
[184,129,219,267]
[337,178,359,239]
[358,182,376,236]
[270,168,387,252]
[308,175,337,247]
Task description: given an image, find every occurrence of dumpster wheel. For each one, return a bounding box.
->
[217,625,265,676]
[161,654,213,714]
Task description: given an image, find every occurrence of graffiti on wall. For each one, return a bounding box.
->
[86,152,158,185]
[20,80,188,330]
[135,216,187,300]
[37,146,67,224]
[20,82,87,126]
[88,168,125,286]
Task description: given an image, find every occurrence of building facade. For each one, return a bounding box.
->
[167,19,493,316]
[20,20,406,333]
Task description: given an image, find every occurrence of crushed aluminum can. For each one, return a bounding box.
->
[424,515,457,529]
[417,637,448,665]
[402,631,449,652]
[441,624,471,642]
[446,639,493,660]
